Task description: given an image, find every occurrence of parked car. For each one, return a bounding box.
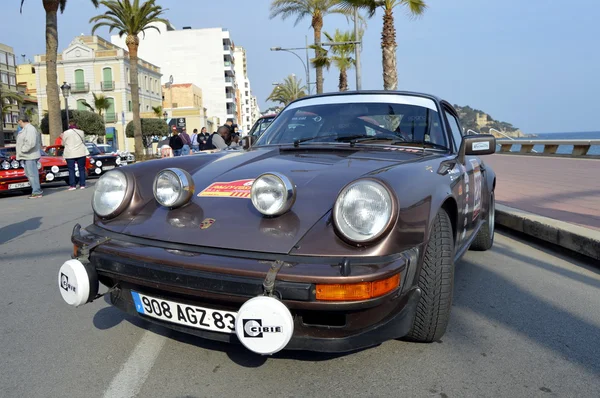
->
[40,146,72,184]
[241,114,277,148]
[84,142,124,177]
[96,144,135,164]
[58,91,497,355]
[0,147,43,193]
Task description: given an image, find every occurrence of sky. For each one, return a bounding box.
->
[3,0,599,135]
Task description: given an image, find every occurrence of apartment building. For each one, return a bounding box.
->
[162,83,218,134]
[34,35,163,150]
[111,23,240,125]
[233,46,257,133]
[0,43,19,145]
[17,64,37,97]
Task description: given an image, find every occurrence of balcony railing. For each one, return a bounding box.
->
[104,112,118,123]
[101,81,115,91]
[496,139,600,158]
[71,82,89,93]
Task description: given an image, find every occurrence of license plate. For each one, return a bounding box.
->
[8,182,30,189]
[131,291,237,334]
[56,171,69,177]
[103,165,115,170]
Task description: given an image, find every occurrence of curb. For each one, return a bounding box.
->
[495,204,600,261]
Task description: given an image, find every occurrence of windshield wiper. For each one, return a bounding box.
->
[389,140,448,151]
[293,134,369,147]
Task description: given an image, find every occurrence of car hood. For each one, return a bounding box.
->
[40,156,67,166]
[118,147,430,254]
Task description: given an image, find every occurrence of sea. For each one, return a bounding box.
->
[500,131,600,156]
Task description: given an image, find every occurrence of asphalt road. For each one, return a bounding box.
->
[1,182,599,398]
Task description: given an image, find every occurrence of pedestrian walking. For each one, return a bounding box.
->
[16,116,43,199]
[191,129,200,152]
[62,119,90,190]
[180,127,192,156]
[169,128,184,156]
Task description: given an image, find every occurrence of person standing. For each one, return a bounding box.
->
[180,127,192,156]
[191,129,200,152]
[169,128,184,156]
[199,127,209,151]
[205,126,230,150]
[62,119,90,190]
[16,116,43,199]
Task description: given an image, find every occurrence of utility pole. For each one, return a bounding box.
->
[354,7,362,91]
[305,35,311,95]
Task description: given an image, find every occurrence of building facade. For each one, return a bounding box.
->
[233,46,260,133]
[111,23,239,126]
[162,83,219,134]
[16,64,37,97]
[34,35,163,150]
[0,43,19,145]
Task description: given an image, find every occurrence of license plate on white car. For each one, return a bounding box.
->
[56,171,69,177]
[103,165,115,171]
[131,291,237,333]
[8,182,30,189]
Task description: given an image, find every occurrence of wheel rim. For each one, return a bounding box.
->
[489,192,495,238]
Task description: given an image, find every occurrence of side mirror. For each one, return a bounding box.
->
[458,134,496,163]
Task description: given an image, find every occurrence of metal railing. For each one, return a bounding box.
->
[70,82,89,93]
[104,112,118,123]
[101,81,115,91]
[496,139,600,157]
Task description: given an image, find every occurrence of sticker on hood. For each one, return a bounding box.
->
[198,179,254,198]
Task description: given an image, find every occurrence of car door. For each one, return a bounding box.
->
[443,107,482,244]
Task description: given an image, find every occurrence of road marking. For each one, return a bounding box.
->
[103,328,166,398]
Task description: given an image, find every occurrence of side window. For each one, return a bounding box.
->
[444,111,463,152]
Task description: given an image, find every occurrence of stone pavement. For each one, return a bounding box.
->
[484,154,600,231]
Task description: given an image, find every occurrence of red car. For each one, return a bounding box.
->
[0,147,43,193]
[43,145,85,184]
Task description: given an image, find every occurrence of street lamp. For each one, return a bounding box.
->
[60,82,71,125]
[270,42,313,95]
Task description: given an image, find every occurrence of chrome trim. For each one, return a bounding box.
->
[251,172,296,216]
[153,168,195,209]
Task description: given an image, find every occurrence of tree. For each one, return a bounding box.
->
[81,93,111,116]
[90,0,169,158]
[152,105,162,118]
[40,109,105,136]
[342,0,426,90]
[270,0,351,94]
[20,0,100,144]
[267,75,307,106]
[313,29,361,91]
[126,118,168,148]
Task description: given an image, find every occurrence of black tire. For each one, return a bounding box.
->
[470,191,495,251]
[407,209,455,343]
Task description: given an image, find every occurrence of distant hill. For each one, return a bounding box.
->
[454,105,528,138]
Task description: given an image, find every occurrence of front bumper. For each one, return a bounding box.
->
[72,224,421,353]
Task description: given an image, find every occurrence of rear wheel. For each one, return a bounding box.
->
[470,191,495,251]
[407,209,455,343]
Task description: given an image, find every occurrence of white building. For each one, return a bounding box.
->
[250,95,261,126]
[233,46,259,133]
[111,23,238,125]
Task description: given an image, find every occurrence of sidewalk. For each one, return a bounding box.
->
[484,154,600,231]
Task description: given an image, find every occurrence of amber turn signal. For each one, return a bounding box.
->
[316,274,400,301]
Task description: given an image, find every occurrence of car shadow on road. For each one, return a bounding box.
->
[93,296,370,368]
[453,258,600,375]
[0,217,42,245]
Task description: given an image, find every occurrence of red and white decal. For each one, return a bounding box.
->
[198,179,254,199]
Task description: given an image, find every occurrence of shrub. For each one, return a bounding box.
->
[41,110,105,136]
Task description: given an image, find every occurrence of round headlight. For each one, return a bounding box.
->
[115,157,121,165]
[333,179,395,244]
[96,160,103,167]
[1,160,9,170]
[95,168,102,175]
[46,173,55,182]
[11,160,19,169]
[153,168,195,208]
[92,170,129,218]
[51,165,59,173]
[37,161,42,170]
[251,173,296,216]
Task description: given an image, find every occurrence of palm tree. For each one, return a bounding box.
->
[313,29,361,91]
[267,75,307,106]
[90,0,169,158]
[270,0,351,94]
[20,0,99,144]
[152,105,162,118]
[82,93,111,116]
[342,0,426,90]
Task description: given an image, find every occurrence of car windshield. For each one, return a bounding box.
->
[249,116,275,137]
[45,147,63,156]
[254,96,448,150]
[99,145,115,153]
[0,147,16,158]
[86,144,102,156]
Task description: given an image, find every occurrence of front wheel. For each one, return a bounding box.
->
[406,208,455,343]
[470,191,495,251]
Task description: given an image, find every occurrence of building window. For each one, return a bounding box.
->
[11,113,18,123]
[0,73,7,84]
[245,82,248,88]
[144,76,148,91]
[128,101,132,112]
[172,103,178,108]
[8,74,16,86]
[7,54,15,67]
[245,99,249,105]
[246,116,250,122]
[127,68,130,83]
[246,107,249,113]
[146,105,150,111]
[245,91,249,96]
[0,51,6,65]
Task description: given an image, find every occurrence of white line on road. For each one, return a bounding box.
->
[103,328,166,398]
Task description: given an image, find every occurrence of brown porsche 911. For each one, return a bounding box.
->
[58,91,497,355]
